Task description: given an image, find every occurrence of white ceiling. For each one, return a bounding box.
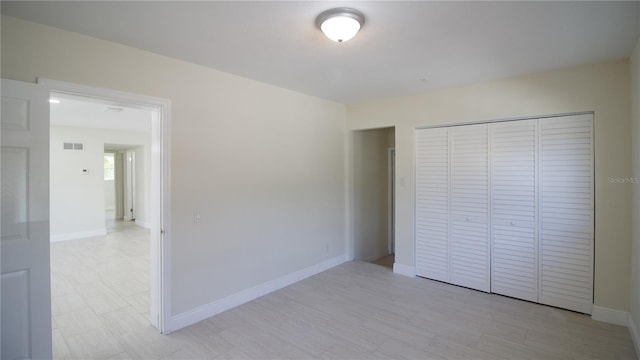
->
[3,1,639,103]
[50,94,151,133]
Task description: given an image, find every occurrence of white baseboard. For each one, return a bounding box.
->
[629,315,640,358]
[591,306,629,326]
[393,262,416,277]
[50,228,107,242]
[168,254,347,332]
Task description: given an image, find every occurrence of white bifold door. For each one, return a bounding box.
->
[490,119,538,302]
[538,116,594,314]
[415,127,450,283]
[415,114,593,314]
[449,124,490,292]
[415,124,491,293]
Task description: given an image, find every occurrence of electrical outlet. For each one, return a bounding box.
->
[194,210,201,224]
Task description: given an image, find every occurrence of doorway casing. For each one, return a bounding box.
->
[39,78,172,333]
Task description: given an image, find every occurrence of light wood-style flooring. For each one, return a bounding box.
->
[51,225,636,359]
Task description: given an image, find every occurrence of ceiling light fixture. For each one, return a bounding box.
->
[315,7,365,43]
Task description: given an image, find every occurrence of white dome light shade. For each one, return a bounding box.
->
[316,8,365,43]
[320,16,361,42]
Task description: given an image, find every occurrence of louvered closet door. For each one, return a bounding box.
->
[490,120,537,302]
[450,124,490,292]
[415,128,450,282]
[539,114,594,314]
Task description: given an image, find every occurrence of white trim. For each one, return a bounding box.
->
[168,255,346,332]
[629,315,640,358]
[393,263,416,277]
[591,306,629,326]
[50,229,107,242]
[345,130,355,261]
[388,147,395,255]
[38,78,171,334]
[158,99,172,335]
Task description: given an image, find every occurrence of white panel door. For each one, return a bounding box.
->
[490,120,538,302]
[415,127,449,282]
[450,124,490,292]
[1,79,52,359]
[539,114,594,314]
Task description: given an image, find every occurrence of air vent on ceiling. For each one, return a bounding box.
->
[63,142,84,151]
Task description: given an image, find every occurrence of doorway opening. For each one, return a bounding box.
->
[42,78,171,342]
[104,145,145,231]
[351,126,396,269]
[49,95,155,353]
[104,152,117,223]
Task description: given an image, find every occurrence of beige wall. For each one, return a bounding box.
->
[351,127,395,261]
[630,35,640,340]
[1,16,347,315]
[348,60,632,311]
